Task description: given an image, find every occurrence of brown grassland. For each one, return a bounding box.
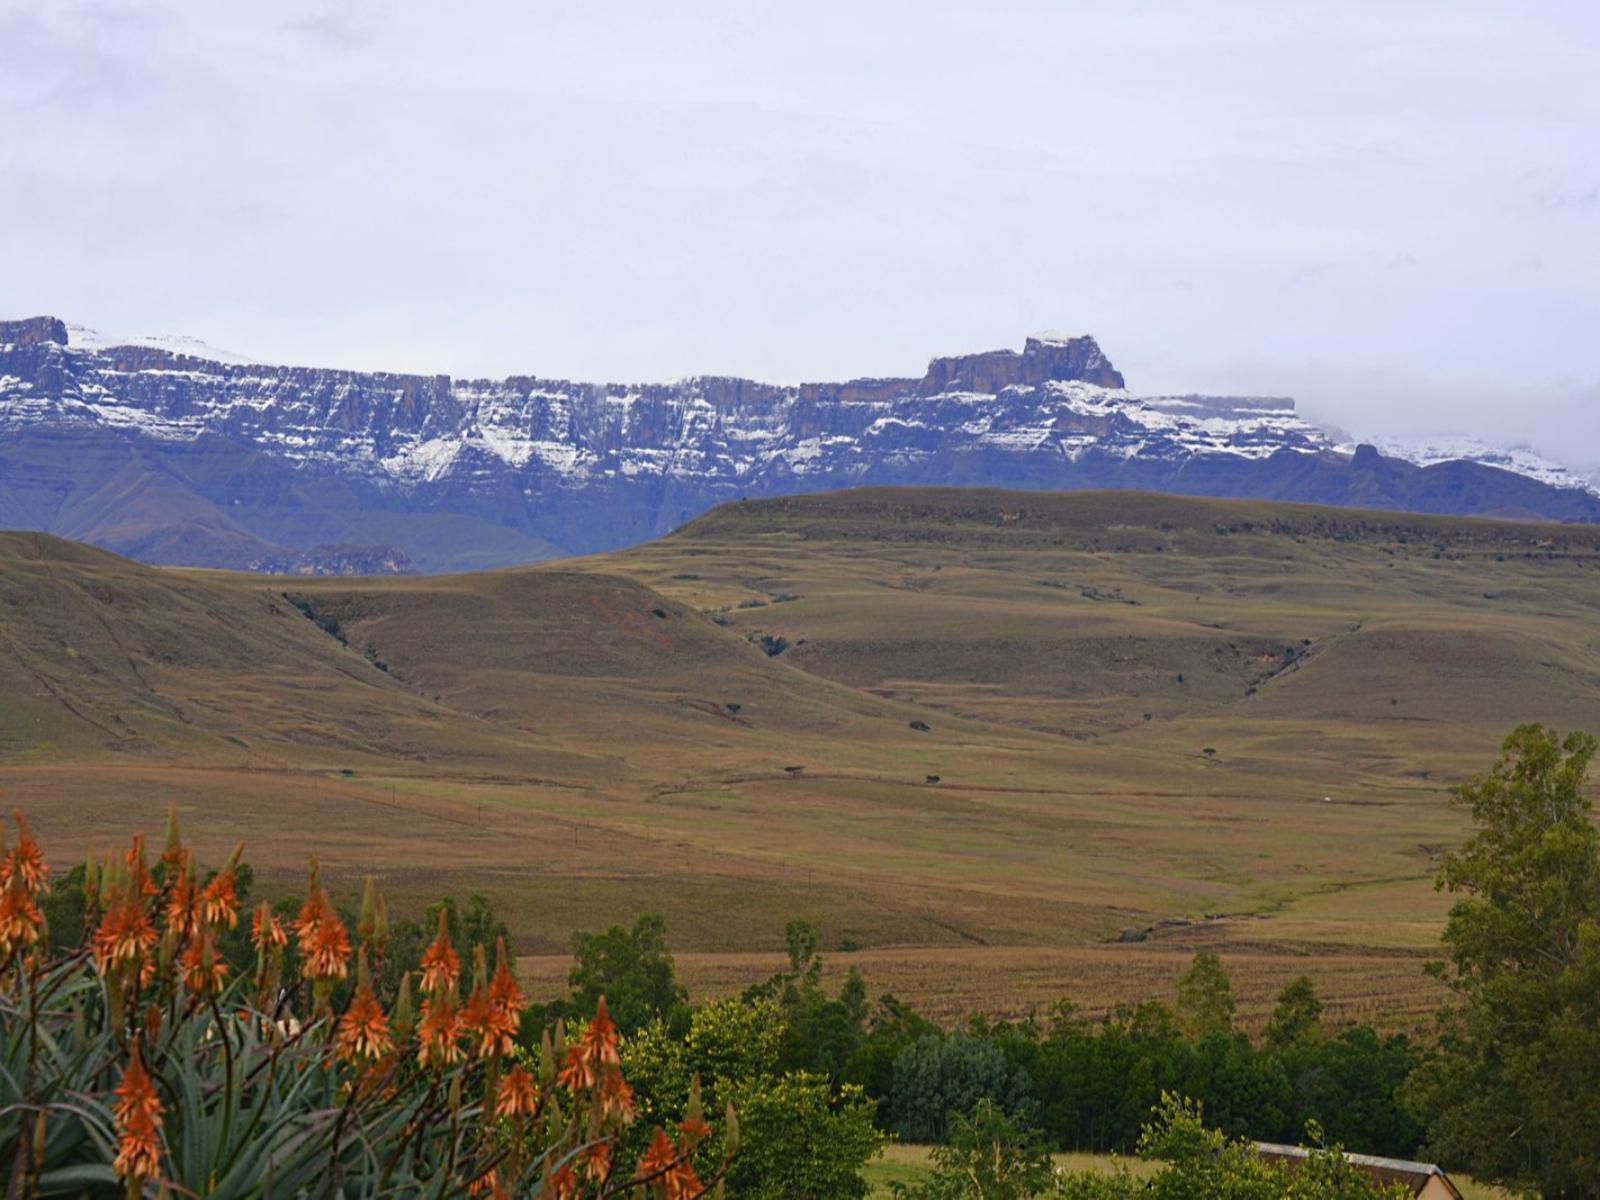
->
[4,488,1600,1030]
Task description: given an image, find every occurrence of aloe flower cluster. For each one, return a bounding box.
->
[0,809,734,1197]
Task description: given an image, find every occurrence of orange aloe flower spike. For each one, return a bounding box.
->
[578,995,621,1069]
[5,812,49,895]
[495,1065,539,1118]
[181,929,229,996]
[416,996,464,1068]
[252,902,287,953]
[336,986,393,1063]
[112,1040,165,1185]
[199,862,240,930]
[418,908,460,998]
[0,877,43,957]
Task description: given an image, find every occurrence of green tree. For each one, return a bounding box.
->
[1185,1030,1290,1143]
[888,1034,1034,1143]
[1056,1094,1408,1199]
[745,918,825,1008]
[623,997,881,1197]
[890,1097,1054,1200]
[1175,952,1235,1040]
[38,862,89,949]
[1403,724,1600,1196]
[745,919,872,1081]
[844,991,940,1110]
[568,913,687,1035]
[841,966,868,1027]
[1281,1027,1422,1159]
[784,919,823,991]
[1265,976,1323,1049]
[622,996,783,1163]
[722,1072,882,1199]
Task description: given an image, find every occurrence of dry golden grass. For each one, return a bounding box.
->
[518,943,1449,1037]
[6,490,1600,1027]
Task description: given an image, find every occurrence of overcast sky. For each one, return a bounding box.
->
[3,2,1596,467]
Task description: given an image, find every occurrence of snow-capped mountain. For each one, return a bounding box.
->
[2,314,1595,572]
[1352,435,1597,495]
[63,323,259,366]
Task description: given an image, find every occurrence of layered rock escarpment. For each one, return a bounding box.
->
[1,318,1594,570]
[0,317,68,348]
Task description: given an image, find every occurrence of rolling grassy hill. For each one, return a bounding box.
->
[5,488,1599,1030]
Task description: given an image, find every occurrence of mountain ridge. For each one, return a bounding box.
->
[3,315,1596,571]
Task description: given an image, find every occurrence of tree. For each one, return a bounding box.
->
[1403,724,1600,1196]
[1282,1028,1422,1159]
[890,1097,1053,1200]
[746,918,825,1009]
[785,919,823,989]
[37,861,90,949]
[1023,999,1192,1154]
[622,995,783,1164]
[623,997,882,1197]
[1175,952,1235,1040]
[744,919,872,1081]
[722,1072,882,1199]
[887,1034,1034,1143]
[1055,1093,1409,1199]
[569,913,687,1035]
[844,991,940,1109]
[1184,1031,1290,1143]
[1265,976,1322,1049]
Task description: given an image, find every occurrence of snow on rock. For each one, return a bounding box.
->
[66,324,260,365]
[0,323,1580,497]
[1348,436,1599,496]
[2,315,1596,564]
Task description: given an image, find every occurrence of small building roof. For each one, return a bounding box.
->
[1253,1142,1466,1200]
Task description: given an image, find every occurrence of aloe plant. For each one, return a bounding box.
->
[0,810,733,1198]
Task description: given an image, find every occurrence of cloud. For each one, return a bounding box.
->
[1185,362,1600,473]
[0,0,1594,465]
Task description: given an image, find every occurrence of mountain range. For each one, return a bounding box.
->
[2,313,1595,572]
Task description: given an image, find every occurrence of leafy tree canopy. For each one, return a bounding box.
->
[568,913,687,1036]
[888,1034,1034,1143]
[1057,1093,1409,1199]
[722,1071,882,1200]
[1404,724,1600,1196]
[1175,951,1235,1041]
[891,1097,1054,1200]
[1265,976,1323,1049]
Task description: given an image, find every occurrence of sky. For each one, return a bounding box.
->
[2,1,1597,469]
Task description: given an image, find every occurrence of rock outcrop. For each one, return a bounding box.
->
[1,317,1594,570]
[0,317,68,348]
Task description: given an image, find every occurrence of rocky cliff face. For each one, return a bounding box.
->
[1,317,1595,570]
[0,317,68,348]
